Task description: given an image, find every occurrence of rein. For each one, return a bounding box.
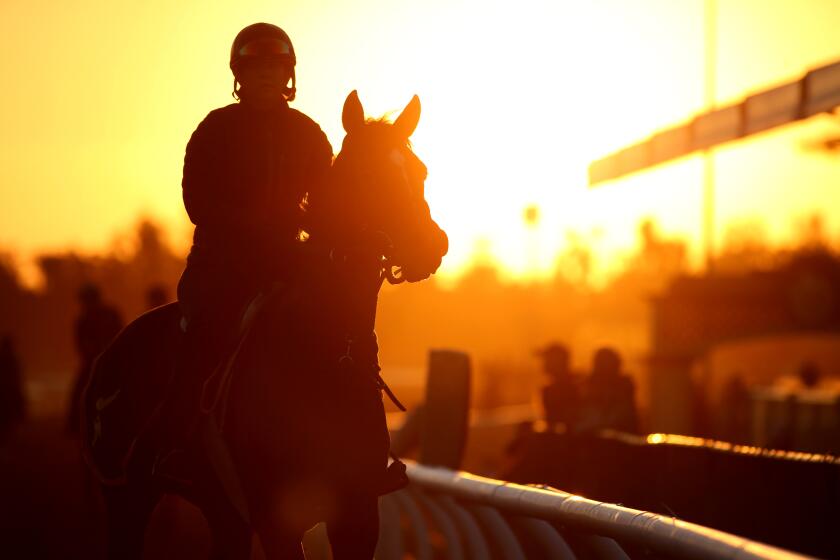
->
[383,258,406,285]
[338,252,407,412]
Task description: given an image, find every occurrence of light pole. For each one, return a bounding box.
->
[703,0,717,273]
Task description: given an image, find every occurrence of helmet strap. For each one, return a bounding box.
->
[283,70,296,102]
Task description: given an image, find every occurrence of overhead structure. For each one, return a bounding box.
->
[589,59,840,186]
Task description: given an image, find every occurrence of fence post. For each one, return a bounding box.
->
[420,349,471,469]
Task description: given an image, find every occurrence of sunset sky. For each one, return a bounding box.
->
[2,0,839,283]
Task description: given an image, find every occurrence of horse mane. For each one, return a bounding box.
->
[359,117,414,149]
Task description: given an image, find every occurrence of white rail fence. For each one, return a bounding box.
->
[367,460,812,560]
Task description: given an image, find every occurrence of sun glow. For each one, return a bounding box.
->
[339,0,714,281]
[297,0,840,281]
[1,0,839,282]
[304,0,703,281]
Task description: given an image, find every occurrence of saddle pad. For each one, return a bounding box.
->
[85,388,166,485]
[82,304,181,485]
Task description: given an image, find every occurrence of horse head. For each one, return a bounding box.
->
[326,90,448,284]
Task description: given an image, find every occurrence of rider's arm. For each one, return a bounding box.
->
[182,111,248,230]
[301,127,337,246]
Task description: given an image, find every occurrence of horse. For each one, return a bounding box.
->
[81,90,448,559]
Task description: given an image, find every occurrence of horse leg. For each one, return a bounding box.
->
[102,482,161,560]
[254,518,306,560]
[203,503,252,560]
[327,493,380,560]
[191,467,254,559]
[255,529,306,560]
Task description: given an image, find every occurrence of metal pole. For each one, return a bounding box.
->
[703,0,717,273]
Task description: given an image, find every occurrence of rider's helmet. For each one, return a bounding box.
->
[230,23,296,101]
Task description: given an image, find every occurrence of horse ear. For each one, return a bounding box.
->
[393,95,421,139]
[342,90,365,133]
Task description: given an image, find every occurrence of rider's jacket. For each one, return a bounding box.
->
[178,100,333,321]
[182,100,333,268]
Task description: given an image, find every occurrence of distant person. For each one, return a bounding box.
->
[798,361,821,389]
[535,342,580,432]
[67,283,123,436]
[720,372,750,443]
[0,334,25,439]
[576,347,638,434]
[145,284,169,310]
[499,420,536,480]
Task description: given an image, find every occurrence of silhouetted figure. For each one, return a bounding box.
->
[145,284,169,310]
[177,23,332,322]
[499,420,535,479]
[0,334,25,439]
[535,342,580,432]
[798,361,821,389]
[576,347,638,434]
[720,373,750,443]
[67,283,122,435]
[690,375,712,438]
[168,22,334,450]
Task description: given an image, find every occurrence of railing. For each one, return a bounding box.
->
[372,460,813,560]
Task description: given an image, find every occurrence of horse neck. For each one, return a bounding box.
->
[341,262,384,338]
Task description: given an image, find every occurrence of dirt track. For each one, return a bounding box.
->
[0,415,212,560]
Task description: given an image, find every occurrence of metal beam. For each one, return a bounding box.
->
[588,59,840,186]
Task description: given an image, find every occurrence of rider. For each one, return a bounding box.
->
[179,22,333,324]
[170,23,334,440]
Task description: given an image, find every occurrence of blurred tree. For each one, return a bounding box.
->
[716,219,774,274]
[0,219,183,376]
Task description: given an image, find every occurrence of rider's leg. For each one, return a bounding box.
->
[161,296,243,448]
[102,482,162,560]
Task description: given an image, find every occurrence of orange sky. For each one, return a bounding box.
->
[1,0,839,283]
